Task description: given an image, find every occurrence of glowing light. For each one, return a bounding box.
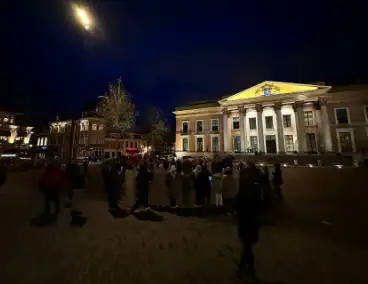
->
[282,163,288,167]
[307,164,314,168]
[72,3,94,30]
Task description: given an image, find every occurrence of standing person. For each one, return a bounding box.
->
[211,170,223,209]
[101,161,121,212]
[196,163,212,206]
[70,163,87,226]
[222,166,236,215]
[260,166,273,209]
[65,159,79,208]
[166,164,180,207]
[272,163,283,201]
[181,160,192,208]
[234,162,262,282]
[193,163,203,206]
[133,161,152,212]
[0,160,7,195]
[38,163,66,223]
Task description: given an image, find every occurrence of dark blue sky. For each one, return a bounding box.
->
[3,1,367,123]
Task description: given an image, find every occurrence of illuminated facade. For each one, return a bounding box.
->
[174,81,368,157]
[0,111,33,147]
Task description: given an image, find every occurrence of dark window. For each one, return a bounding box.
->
[196,121,203,132]
[249,118,257,130]
[211,119,219,131]
[338,131,353,152]
[265,116,273,129]
[283,115,292,128]
[335,108,349,124]
[232,117,240,130]
[182,122,189,133]
[306,133,317,152]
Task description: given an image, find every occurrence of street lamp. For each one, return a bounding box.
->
[71,3,94,31]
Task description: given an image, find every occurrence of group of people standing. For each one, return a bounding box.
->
[34,159,88,226]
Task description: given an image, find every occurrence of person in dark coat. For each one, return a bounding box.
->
[234,162,262,282]
[272,163,283,201]
[194,163,212,206]
[101,162,121,211]
[133,161,152,211]
[68,162,87,226]
[0,160,7,194]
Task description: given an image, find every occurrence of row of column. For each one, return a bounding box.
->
[222,100,333,153]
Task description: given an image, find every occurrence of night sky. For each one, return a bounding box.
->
[3,1,367,125]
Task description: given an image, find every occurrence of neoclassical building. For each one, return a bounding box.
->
[174,81,368,158]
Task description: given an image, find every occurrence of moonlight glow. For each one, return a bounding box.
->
[72,3,94,30]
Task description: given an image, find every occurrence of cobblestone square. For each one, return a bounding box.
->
[0,168,367,284]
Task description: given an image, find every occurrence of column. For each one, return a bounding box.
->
[314,101,323,153]
[222,109,230,152]
[293,101,307,152]
[274,102,285,153]
[256,104,265,152]
[320,100,333,152]
[238,106,246,152]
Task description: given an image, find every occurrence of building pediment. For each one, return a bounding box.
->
[219,81,331,105]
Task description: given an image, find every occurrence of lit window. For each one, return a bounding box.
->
[232,117,240,130]
[284,135,294,152]
[182,138,188,151]
[196,137,203,152]
[211,136,219,152]
[304,111,314,126]
[99,124,104,131]
[233,136,241,152]
[249,136,258,152]
[92,124,97,131]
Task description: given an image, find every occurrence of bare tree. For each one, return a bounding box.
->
[97,78,135,155]
[145,107,169,151]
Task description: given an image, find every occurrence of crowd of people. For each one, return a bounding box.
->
[28,153,283,282]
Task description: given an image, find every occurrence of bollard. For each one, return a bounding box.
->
[293,159,298,166]
[317,160,322,166]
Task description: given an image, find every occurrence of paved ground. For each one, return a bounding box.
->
[0,167,367,284]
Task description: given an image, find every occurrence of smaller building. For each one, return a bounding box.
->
[0,111,34,150]
[104,133,147,158]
